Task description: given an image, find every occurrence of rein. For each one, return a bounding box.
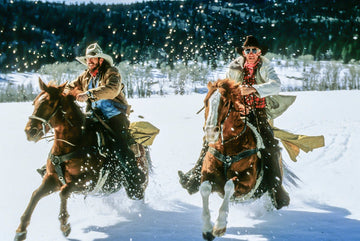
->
[40,135,76,146]
[220,100,248,145]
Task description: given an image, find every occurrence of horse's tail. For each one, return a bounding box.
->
[282,161,301,188]
[138,144,153,174]
[145,146,153,173]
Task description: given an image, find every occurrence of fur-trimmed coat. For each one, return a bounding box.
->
[227,56,296,119]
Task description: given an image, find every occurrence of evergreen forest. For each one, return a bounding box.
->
[1,0,359,72]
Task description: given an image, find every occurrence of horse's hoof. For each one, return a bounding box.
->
[202,231,216,241]
[212,227,226,237]
[14,231,27,241]
[61,224,71,237]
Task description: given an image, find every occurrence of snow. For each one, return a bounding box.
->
[1,87,360,241]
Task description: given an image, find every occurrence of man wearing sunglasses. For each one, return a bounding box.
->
[228,35,295,209]
[179,35,295,210]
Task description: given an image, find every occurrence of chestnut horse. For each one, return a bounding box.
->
[200,79,269,241]
[15,79,151,241]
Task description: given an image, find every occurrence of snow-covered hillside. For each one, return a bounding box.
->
[1,89,360,241]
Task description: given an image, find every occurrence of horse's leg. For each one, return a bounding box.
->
[200,181,215,241]
[59,185,72,237]
[15,176,58,241]
[212,179,235,237]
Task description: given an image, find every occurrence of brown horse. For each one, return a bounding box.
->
[200,79,270,241]
[15,78,151,241]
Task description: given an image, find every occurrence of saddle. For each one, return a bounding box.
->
[86,110,150,158]
[85,112,158,194]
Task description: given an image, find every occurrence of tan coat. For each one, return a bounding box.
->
[66,66,128,106]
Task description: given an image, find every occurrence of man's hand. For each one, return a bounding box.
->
[239,85,256,96]
[234,101,250,115]
[76,92,89,102]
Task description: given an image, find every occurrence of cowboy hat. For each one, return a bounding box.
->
[235,35,268,56]
[76,43,114,66]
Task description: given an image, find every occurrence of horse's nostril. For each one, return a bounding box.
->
[29,128,38,137]
[214,126,220,132]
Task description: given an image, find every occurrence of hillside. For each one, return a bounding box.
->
[0,0,359,72]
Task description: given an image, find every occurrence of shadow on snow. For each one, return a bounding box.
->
[68,200,360,241]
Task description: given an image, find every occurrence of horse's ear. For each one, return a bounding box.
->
[39,77,48,91]
[58,81,68,93]
[207,81,213,89]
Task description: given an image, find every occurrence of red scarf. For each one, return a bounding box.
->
[244,58,260,76]
[243,59,266,109]
[90,69,99,77]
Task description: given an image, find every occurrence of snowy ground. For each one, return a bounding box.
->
[1,90,360,241]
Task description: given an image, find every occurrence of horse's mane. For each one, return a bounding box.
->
[37,81,85,121]
[63,88,86,121]
[204,78,242,105]
[67,87,83,98]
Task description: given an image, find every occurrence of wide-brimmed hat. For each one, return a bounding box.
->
[76,43,113,66]
[235,35,268,56]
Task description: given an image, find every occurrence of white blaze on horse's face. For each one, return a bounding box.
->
[205,89,221,143]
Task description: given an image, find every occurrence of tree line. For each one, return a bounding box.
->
[0,0,359,72]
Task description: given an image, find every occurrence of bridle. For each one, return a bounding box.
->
[209,90,248,145]
[28,100,61,137]
[206,89,260,182]
[28,96,77,146]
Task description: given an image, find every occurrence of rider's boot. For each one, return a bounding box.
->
[264,146,290,209]
[178,142,208,195]
[108,114,146,185]
[250,109,290,209]
[121,146,146,185]
[119,144,147,200]
[271,185,290,210]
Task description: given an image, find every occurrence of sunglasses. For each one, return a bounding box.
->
[244,48,260,55]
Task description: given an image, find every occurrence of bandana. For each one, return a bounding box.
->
[244,58,260,76]
[243,59,266,109]
[90,69,99,77]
